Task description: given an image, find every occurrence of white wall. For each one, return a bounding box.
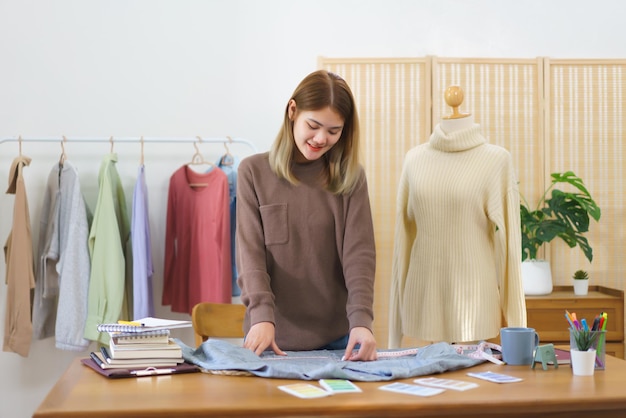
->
[1,1,625,416]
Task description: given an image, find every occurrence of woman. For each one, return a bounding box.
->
[236,70,377,361]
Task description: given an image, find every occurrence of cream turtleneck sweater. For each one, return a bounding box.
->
[389,124,526,347]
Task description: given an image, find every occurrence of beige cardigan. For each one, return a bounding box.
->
[3,155,35,357]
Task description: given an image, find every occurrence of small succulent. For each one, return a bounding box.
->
[571,328,600,351]
[573,270,589,280]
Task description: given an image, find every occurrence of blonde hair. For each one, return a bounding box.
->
[269,70,362,195]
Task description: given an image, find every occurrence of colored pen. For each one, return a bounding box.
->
[117,320,145,327]
[595,312,608,368]
[131,368,175,376]
[90,352,106,369]
[581,318,589,331]
[564,312,575,329]
[100,346,113,363]
[591,316,600,331]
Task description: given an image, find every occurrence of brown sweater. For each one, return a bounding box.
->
[236,153,376,350]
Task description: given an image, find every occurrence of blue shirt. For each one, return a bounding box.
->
[180,340,485,381]
[217,154,240,296]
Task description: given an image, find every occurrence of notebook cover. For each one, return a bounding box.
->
[94,350,180,368]
[81,358,199,379]
[552,348,571,364]
[533,347,571,365]
[108,339,182,360]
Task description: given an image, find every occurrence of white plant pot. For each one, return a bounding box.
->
[521,260,553,295]
[571,349,596,376]
[573,280,589,296]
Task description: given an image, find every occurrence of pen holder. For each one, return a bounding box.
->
[569,329,606,371]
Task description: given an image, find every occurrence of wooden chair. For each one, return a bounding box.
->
[191,302,246,347]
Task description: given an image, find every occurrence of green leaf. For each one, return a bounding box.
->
[520,171,600,262]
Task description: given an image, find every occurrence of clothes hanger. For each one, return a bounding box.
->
[59,136,67,166]
[109,136,115,153]
[18,135,23,156]
[188,136,215,167]
[190,141,205,165]
[220,136,234,166]
[140,135,145,166]
[187,136,213,187]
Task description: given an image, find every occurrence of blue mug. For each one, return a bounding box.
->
[500,327,540,365]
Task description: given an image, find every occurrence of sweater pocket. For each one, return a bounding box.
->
[259,204,288,245]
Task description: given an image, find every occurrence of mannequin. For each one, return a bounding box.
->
[388,85,526,348]
[439,85,475,134]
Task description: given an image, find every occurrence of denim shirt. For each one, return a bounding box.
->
[217,154,240,296]
[179,339,485,381]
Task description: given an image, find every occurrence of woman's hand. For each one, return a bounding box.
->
[343,327,377,361]
[243,322,286,356]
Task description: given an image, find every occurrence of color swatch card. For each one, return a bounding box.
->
[467,371,523,383]
[378,382,444,397]
[319,379,362,393]
[414,377,479,391]
[278,383,332,399]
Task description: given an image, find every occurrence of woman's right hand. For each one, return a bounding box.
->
[243,322,286,356]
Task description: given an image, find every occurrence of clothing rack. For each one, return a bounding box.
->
[0,136,258,152]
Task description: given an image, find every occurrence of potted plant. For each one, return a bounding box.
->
[571,327,601,352]
[520,171,601,295]
[572,269,590,296]
[569,326,601,376]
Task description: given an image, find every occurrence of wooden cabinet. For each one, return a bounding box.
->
[525,286,624,359]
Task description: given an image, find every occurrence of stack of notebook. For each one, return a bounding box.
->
[90,317,192,370]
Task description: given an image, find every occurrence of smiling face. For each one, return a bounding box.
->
[288,100,344,163]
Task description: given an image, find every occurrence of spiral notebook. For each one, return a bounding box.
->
[97,317,192,333]
[110,329,171,345]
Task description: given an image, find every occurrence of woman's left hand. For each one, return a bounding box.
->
[343,327,377,361]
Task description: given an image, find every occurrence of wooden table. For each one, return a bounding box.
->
[34,355,626,418]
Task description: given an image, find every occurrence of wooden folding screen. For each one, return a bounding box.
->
[319,58,431,347]
[544,59,626,289]
[319,56,625,347]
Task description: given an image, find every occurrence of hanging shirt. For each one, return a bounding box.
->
[131,164,155,319]
[32,164,61,341]
[3,155,35,357]
[32,160,91,351]
[162,165,231,314]
[84,153,131,345]
[217,154,240,296]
